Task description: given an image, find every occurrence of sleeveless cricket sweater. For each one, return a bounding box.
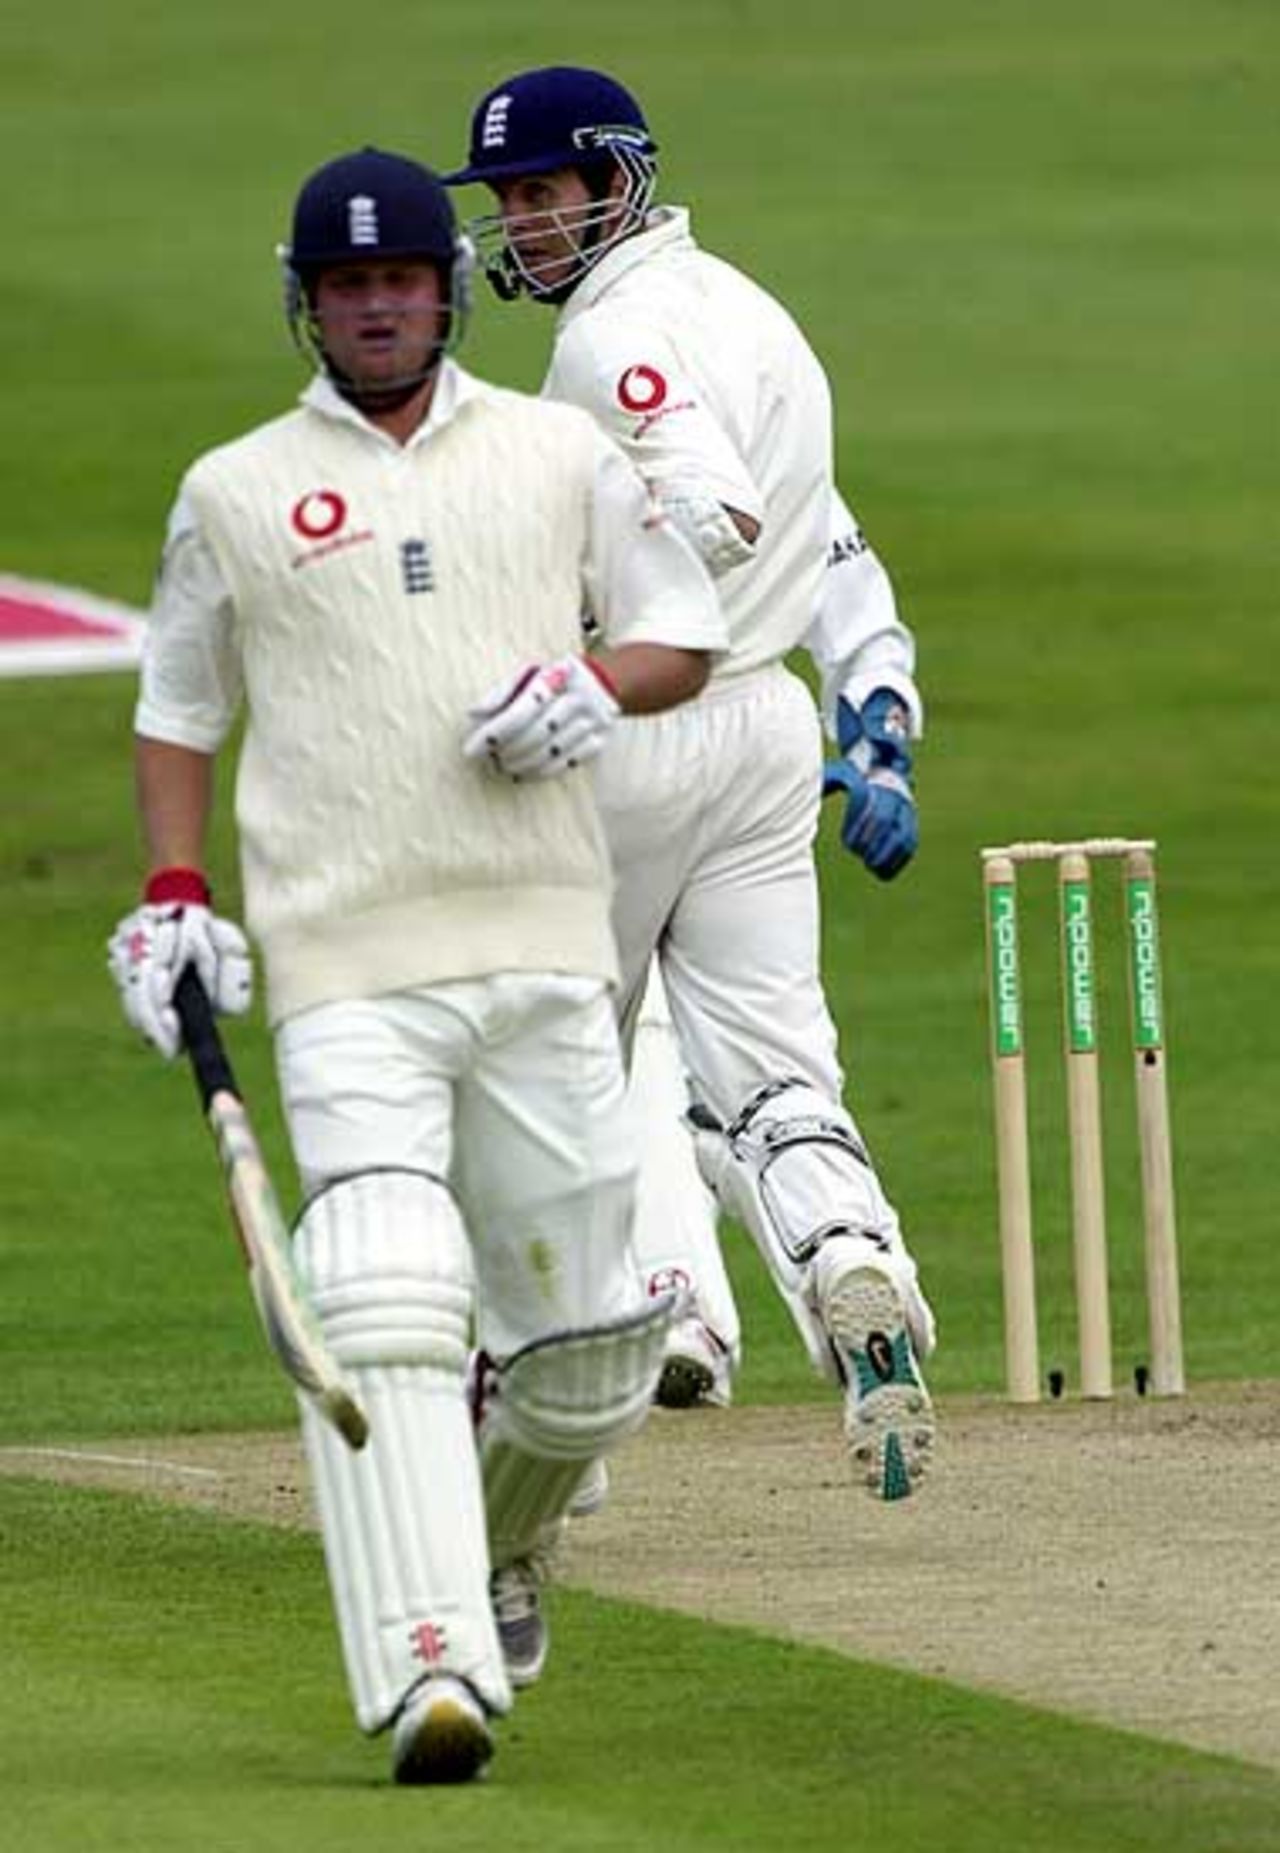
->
[183,389,618,1023]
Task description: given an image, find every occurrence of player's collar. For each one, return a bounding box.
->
[300,359,490,448]
[558,206,695,320]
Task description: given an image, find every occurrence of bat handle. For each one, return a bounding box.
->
[174,965,239,1109]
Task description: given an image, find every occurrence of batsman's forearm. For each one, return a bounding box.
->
[594,642,711,715]
[135,734,217,874]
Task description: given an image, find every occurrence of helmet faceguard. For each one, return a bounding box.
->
[280,148,474,405]
[444,68,657,302]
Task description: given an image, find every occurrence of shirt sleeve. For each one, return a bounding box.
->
[549,314,764,524]
[581,432,730,655]
[803,486,924,738]
[134,490,243,752]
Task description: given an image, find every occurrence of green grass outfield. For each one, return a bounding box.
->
[4,1479,1279,1852]
[3,0,1278,1843]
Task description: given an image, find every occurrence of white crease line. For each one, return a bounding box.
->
[0,1446,221,1481]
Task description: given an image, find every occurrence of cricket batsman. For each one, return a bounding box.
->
[445,67,936,1506]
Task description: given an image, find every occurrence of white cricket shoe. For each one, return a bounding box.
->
[812,1238,935,1502]
[655,1315,734,1409]
[490,1558,549,1689]
[391,1674,493,1785]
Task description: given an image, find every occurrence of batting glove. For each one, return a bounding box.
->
[463,655,621,780]
[108,868,252,1059]
[822,688,919,880]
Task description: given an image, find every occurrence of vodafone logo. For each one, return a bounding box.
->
[617,364,668,415]
[287,490,375,570]
[290,490,347,541]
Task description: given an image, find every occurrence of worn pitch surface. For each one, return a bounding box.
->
[4,1382,1277,1773]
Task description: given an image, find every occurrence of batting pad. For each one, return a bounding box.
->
[294,1169,511,1728]
[483,1292,675,1566]
[696,1078,924,1377]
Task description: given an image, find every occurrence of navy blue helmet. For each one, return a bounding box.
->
[445,66,655,186]
[445,68,658,301]
[287,147,460,277]
[280,148,473,392]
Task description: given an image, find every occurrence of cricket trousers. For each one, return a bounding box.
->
[274,973,644,1356]
[595,661,845,1114]
[595,663,918,1361]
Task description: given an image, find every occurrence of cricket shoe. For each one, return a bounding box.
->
[813,1238,934,1502]
[490,1555,550,1689]
[655,1315,734,1409]
[391,1674,493,1785]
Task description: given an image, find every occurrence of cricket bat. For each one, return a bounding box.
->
[173,966,369,1450]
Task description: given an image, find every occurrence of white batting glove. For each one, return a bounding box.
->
[108,869,252,1060]
[463,655,621,780]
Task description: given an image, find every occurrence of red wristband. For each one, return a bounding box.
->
[144,866,211,906]
[582,656,622,703]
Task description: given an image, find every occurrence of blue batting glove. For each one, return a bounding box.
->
[822,689,919,880]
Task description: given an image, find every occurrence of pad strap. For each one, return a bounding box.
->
[481,1293,675,1565]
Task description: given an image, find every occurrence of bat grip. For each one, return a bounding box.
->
[174,965,239,1109]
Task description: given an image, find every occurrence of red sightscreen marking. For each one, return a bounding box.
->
[0,593,125,641]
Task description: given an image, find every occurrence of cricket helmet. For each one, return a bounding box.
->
[444,67,658,301]
[445,66,656,186]
[280,148,474,390]
[287,147,460,275]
